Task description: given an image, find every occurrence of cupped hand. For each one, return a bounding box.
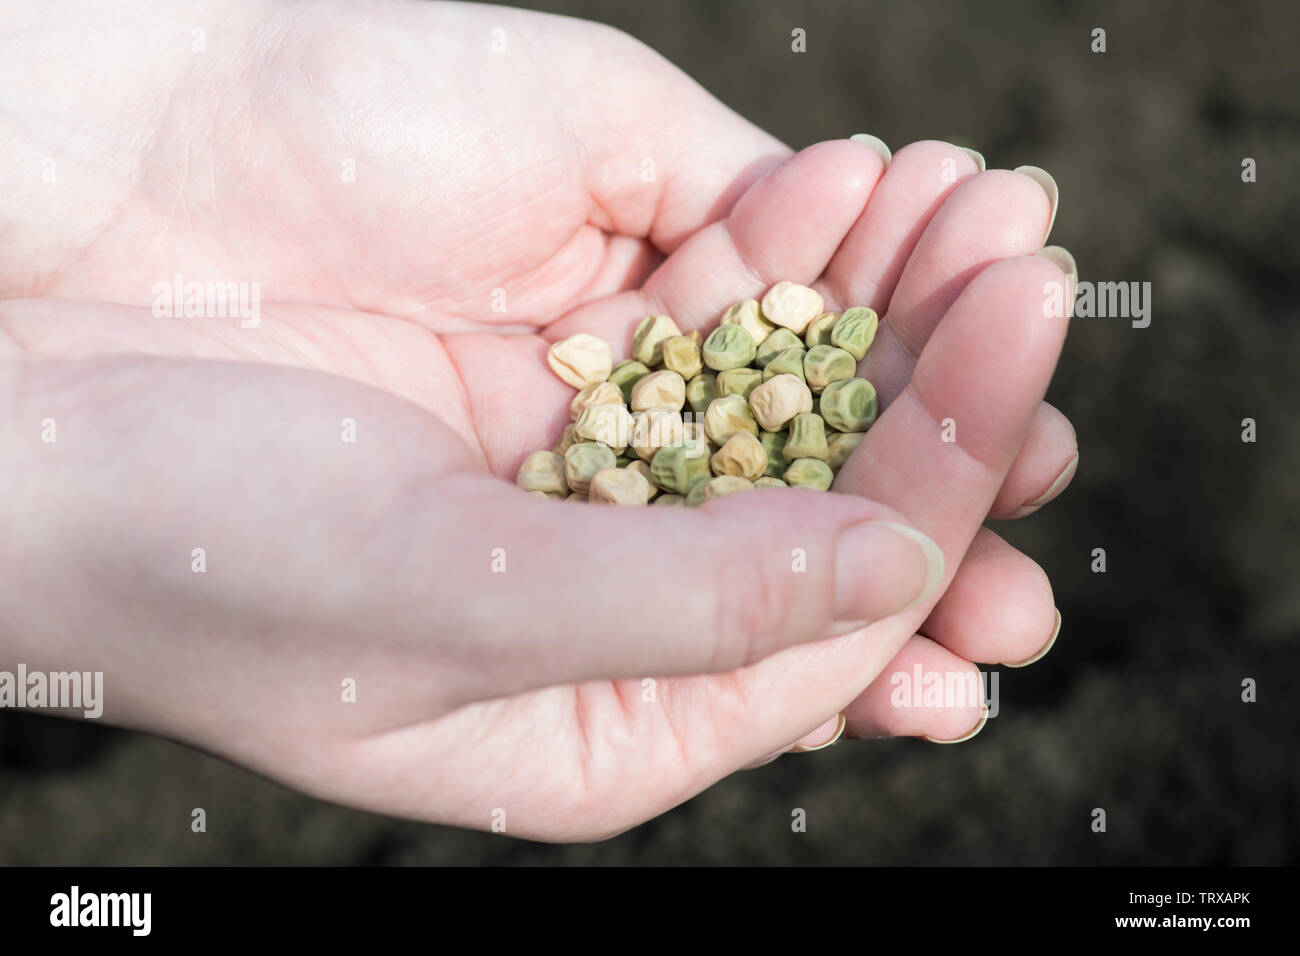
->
[0,0,1074,838]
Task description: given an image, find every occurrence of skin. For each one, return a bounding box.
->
[0,0,1077,840]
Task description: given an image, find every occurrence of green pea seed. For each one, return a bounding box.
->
[761,346,807,382]
[608,359,651,404]
[804,345,857,393]
[783,457,834,491]
[684,372,718,415]
[826,431,865,470]
[830,307,878,361]
[716,367,763,399]
[758,430,788,477]
[819,378,878,433]
[633,314,682,366]
[754,328,802,368]
[661,334,703,380]
[783,413,829,462]
[564,442,618,496]
[650,438,711,494]
[685,475,711,506]
[701,475,755,500]
[702,324,758,371]
[804,311,839,348]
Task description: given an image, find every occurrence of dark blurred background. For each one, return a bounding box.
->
[2,0,1297,864]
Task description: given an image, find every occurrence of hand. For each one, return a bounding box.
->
[0,0,1074,838]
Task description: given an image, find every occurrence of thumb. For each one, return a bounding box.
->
[427,474,944,699]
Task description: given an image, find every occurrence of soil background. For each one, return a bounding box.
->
[2,0,1297,865]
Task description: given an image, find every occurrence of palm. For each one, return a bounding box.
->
[3,2,1070,839]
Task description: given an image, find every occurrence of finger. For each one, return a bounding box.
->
[740,712,847,770]
[637,255,1070,782]
[989,402,1079,519]
[819,139,982,316]
[438,475,943,701]
[812,155,1071,523]
[836,253,1071,612]
[917,527,1060,666]
[841,635,987,742]
[856,169,1056,407]
[547,139,887,346]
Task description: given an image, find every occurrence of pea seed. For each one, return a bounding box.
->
[761,281,824,334]
[830,307,878,361]
[710,432,767,480]
[804,311,839,348]
[716,367,763,399]
[684,372,718,415]
[661,334,703,380]
[754,328,803,368]
[575,403,634,452]
[761,346,807,383]
[552,422,579,455]
[629,406,685,462]
[650,438,711,495]
[624,459,659,499]
[608,359,651,403]
[702,324,758,371]
[632,314,681,366]
[631,369,687,412]
[819,377,878,433]
[783,413,829,462]
[758,430,788,477]
[589,467,654,506]
[749,373,813,431]
[804,345,857,394]
[753,476,787,488]
[826,431,865,470]
[564,441,617,495]
[719,298,776,346]
[547,333,612,388]
[516,450,569,495]
[702,475,755,500]
[784,457,834,491]
[570,381,624,421]
[703,394,759,444]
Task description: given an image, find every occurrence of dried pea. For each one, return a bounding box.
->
[784,457,834,491]
[783,413,829,462]
[702,324,758,371]
[830,307,878,361]
[564,442,617,495]
[632,314,681,366]
[716,367,763,399]
[608,359,651,404]
[819,377,878,433]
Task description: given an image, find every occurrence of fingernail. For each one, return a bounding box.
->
[834,521,945,625]
[789,713,848,753]
[1014,165,1059,241]
[1006,609,1062,668]
[1036,245,1077,318]
[849,133,892,169]
[924,705,989,744]
[1036,245,1076,283]
[1023,452,1078,511]
[961,147,986,172]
